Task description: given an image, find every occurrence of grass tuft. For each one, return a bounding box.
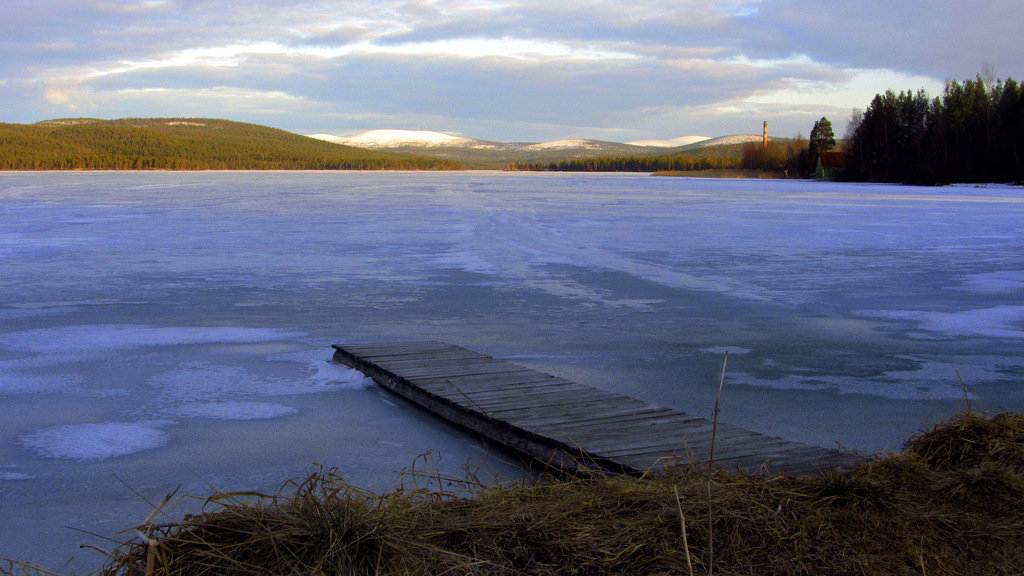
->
[88,411,1024,576]
[905,411,1024,473]
[102,469,417,576]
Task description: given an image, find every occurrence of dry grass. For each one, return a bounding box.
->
[15,412,1024,576]
[905,411,1024,473]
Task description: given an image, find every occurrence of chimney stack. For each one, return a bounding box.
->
[763,121,768,148]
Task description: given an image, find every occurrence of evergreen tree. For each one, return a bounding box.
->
[0,118,465,170]
[808,116,836,161]
[844,74,1024,184]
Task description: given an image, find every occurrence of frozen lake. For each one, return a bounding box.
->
[2,171,1024,572]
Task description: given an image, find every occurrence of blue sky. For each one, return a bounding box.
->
[2,0,1021,142]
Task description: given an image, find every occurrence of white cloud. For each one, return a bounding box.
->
[101,0,174,14]
[744,68,945,112]
[521,0,763,27]
[115,86,301,100]
[44,88,73,106]
[112,86,308,115]
[37,83,313,119]
[38,34,642,94]
[3,0,1020,140]
[134,36,638,72]
[83,42,292,78]
[362,37,643,61]
[721,53,818,70]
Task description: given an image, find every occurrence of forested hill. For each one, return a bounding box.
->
[0,118,464,170]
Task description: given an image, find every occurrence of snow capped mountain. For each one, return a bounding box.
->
[521,139,619,151]
[305,129,773,169]
[345,129,476,147]
[309,130,655,155]
[306,133,346,144]
[310,129,499,149]
[689,134,765,147]
[627,136,710,147]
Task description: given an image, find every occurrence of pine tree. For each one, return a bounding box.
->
[808,117,836,162]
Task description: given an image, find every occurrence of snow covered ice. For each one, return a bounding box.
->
[1,171,1023,572]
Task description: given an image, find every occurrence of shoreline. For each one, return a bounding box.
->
[50,411,1024,576]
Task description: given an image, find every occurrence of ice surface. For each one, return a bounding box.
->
[955,270,1024,294]
[0,372,81,394]
[1,172,1023,573]
[0,325,301,355]
[727,363,980,401]
[309,360,375,389]
[21,422,169,460]
[862,306,1024,339]
[0,471,33,481]
[701,347,753,355]
[170,401,298,420]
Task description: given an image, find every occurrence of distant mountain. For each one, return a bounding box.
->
[318,129,766,152]
[309,129,770,168]
[311,129,501,149]
[310,129,650,154]
[519,139,625,152]
[0,119,463,170]
[0,119,774,172]
[627,136,711,147]
[687,134,765,148]
[312,129,692,168]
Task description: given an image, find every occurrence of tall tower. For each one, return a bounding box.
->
[762,121,768,148]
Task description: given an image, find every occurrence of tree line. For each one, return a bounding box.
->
[513,155,740,172]
[736,117,837,177]
[844,75,1024,184]
[517,72,1023,185]
[0,119,464,171]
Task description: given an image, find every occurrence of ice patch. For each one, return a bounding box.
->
[862,306,1024,339]
[701,347,752,355]
[727,372,971,400]
[309,360,374,389]
[22,422,168,460]
[0,307,69,320]
[171,401,298,420]
[431,251,499,274]
[728,354,1005,400]
[150,360,355,407]
[955,271,1024,295]
[0,371,80,395]
[604,298,664,310]
[0,466,33,481]
[152,363,269,404]
[0,325,302,356]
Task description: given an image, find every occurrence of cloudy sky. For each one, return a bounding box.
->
[2,0,1021,142]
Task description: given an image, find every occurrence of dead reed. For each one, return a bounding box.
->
[87,411,1024,576]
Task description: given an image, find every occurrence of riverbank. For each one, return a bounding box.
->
[58,411,1023,576]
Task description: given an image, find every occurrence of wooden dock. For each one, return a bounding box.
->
[331,341,866,477]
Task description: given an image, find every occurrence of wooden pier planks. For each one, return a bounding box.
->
[331,341,865,476]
